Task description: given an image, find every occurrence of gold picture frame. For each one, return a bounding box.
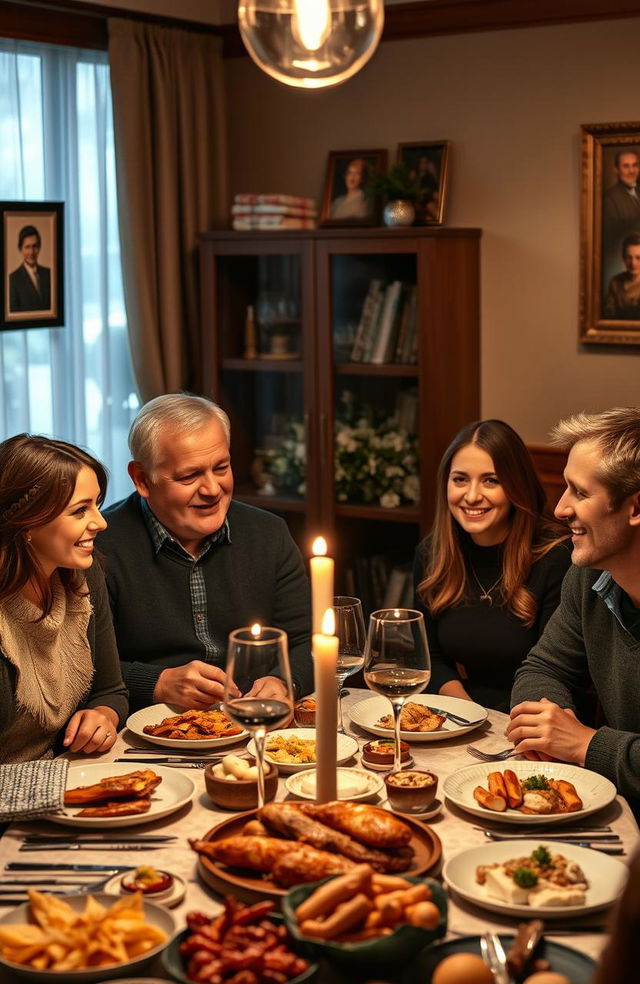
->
[397,141,450,226]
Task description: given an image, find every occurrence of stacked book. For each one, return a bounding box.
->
[232,193,318,231]
[350,279,418,365]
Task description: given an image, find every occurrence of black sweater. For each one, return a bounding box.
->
[99,495,313,710]
[413,533,571,712]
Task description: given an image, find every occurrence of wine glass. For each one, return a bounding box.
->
[363,608,431,773]
[224,625,293,808]
[333,596,366,734]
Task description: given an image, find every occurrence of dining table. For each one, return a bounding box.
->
[1,689,638,982]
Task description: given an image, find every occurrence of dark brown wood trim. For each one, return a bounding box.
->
[528,443,567,511]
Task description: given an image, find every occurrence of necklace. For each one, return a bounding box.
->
[469,564,502,605]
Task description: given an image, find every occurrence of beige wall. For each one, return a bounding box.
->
[225,17,640,444]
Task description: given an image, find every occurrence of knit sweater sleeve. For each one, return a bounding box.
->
[511,565,591,711]
[82,562,129,726]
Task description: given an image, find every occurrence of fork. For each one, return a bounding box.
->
[0,873,115,905]
[480,931,513,984]
[466,744,516,761]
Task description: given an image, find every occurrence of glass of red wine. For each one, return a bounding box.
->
[363,608,431,773]
[224,624,293,809]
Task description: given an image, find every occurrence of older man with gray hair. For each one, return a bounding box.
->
[99,393,312,712]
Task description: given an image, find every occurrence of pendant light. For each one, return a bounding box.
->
[237,0,385,90]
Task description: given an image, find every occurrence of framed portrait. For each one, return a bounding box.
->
[397,141,450,226]
[0,201,64,330]
[580,122,640,345]
[320,149,387,227]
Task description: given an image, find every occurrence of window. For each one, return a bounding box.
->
[0,39,138,504]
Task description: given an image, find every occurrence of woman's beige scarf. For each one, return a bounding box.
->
[0,575,94,762]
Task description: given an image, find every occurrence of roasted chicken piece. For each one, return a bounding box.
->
[378,701,446,732]
[143,709,242,740]
[64,769,161,805]
[75,797,152,818]
[300,802,411,849]
[258,803,412,872]
[271,847,355,886]
[189,835,297,872]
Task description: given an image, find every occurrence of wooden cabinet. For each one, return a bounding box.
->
[199,227,480,611]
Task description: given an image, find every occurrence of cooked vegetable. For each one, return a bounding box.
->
[513,867,539,888]
[521,775,550,791]
[531,846,552,866]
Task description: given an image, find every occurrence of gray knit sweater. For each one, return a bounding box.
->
[511,565,640,809]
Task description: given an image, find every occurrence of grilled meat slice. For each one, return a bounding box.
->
[64,769,161,805]
[300,802,412,848]
[75,797,152,817]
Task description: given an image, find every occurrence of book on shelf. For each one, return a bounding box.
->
[369,281,404,364]
[233,215,317,230]
[382,563,412,609]
[234,192,317,208]
[394,286,416,363]
[350,279,384,362]
[397,287,418,364]
[232,203,317,218]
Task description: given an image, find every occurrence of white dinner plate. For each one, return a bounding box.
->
[246,728,358,774]
[285,767,384,802]
[349,694,487,742]
[443,760,617,825]
[46,762,195,829]
[0,892,175,983]
[443,839,627,918]
[126,703,248,750]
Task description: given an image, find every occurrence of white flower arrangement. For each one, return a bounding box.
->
[264,392,420,509]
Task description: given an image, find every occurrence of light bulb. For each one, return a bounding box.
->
[238,0,385,90]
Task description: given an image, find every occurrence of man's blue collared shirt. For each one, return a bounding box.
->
[592,570,640,640]
[141,499,231,664]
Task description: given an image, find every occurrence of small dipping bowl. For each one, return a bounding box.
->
[294,697,316,727]
[204,761,278,810]
[120,867,176,903]
[384,769,438,813]
[362,739,411,767]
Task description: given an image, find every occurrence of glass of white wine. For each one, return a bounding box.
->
[363,608,431,773]
[224,624,293,809]
[334,596,366,734]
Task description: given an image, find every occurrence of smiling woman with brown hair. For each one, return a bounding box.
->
[0,434,127,763]
[414,419,570,712]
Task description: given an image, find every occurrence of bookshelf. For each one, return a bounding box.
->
[199,227,481,613]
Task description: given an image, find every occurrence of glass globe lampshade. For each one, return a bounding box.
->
[237,0,385,89]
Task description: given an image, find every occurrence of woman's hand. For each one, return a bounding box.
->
[63,706,119,754]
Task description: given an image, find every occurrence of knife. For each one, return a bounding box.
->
[21,834,177,843]
[484,830,621,842]
[426,706,486,727]
[20,843,162,852]
[122,746,226,756]
[115,756,216,764]
[6,863,134,872]
[474,824,613,834]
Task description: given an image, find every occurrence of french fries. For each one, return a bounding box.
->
[293,864,442,943]
[0,890,167,972]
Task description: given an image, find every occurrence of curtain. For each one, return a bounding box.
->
[0,39,138,505]
[108,19,227,401]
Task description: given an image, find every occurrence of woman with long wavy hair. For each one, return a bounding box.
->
[414,419,570,711]
[0,434,127,763]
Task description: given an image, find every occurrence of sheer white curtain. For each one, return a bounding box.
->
[0,39,138,504]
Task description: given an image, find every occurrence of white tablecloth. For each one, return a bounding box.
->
[1,690,639,979]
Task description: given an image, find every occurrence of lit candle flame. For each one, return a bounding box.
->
[251,622,261,638]
[312,536,327,557]
[321,607,335,636]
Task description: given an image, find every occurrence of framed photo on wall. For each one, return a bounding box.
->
[580,122,640,345]
[1,201,64,330]
[320,149,387,227]
[397,141,450,225]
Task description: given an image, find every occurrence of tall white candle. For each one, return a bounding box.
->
[310,536,334,635]
[313,607,338,803]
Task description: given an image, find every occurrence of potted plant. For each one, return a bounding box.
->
[368,163,421,226]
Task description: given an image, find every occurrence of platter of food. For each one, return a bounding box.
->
[406,931,596,984]
[443,761,617,824]
[46,764,195,829]
[246,729,358,774]
[126,703,248,750]
[0,891,175,983]
[190,801,442,903]
[349,695,487,742]
[443,839,627,918]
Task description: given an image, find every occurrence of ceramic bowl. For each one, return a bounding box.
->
[294,697,316,727]
[362,739,411,766]
[204,761,278,810]
[384,769,439,813]
[282,875,447,974]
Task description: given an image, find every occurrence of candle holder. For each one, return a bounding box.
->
[224,625,293,808]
